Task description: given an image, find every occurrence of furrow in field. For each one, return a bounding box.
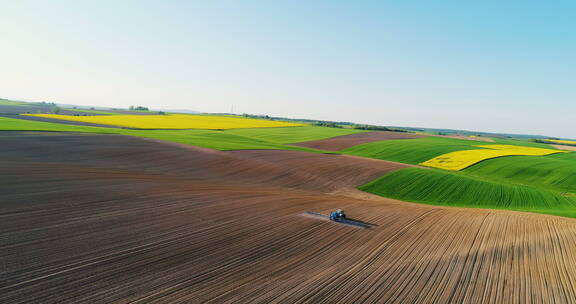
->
[3,133,576,303]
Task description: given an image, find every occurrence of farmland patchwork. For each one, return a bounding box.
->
[0,117,348,151]
[25,114,305,129]
[420,144,566,171]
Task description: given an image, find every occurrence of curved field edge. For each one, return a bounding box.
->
[341,136,559,165]
[420,145,567,171]
[461,154,576,193]
[359,167,576,218]
[341,137,488,164]
[0,117,358,152]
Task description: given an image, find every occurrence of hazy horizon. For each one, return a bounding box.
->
[2,1,574,138]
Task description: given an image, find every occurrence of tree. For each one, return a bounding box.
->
[129,105,149,111]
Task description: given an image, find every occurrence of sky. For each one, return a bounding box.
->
[1,1,575,138]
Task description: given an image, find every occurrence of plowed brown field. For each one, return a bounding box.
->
[292,131,424,151]
[3,132,576,303]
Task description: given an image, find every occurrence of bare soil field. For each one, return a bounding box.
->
[292,131,425,151]
[3,132,576,303]
[552,144,576,151]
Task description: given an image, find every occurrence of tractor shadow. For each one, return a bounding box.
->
[303,211,378,229]
[346,217,379,228]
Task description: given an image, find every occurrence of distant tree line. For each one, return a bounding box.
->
[34,101,61,114]
[534,139,576,146]
[240,113,411,133]
[312,122,344,128]
[129,106,149,111]
[241,113,355,126]
[352,124,409,132]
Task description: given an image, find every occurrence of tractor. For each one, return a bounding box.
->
[329,209,346,221]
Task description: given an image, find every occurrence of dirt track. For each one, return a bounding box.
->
[3,132,576,303]
[292,131,424,151]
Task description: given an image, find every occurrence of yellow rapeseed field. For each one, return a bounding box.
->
[548,139,576,145]
[24,114,306,130]
[421,145,567,171]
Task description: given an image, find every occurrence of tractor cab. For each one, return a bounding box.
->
[329,209,346,221]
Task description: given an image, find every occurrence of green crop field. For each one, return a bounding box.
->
[0,117,118,133]
[549,152,576,162]
[461,155,576,193]
[360,167,576,218]
[342,137,486,164]
[225,126,364,144]
[491,137,555,149]
[353,134,576,218]
[0,100,32,106]
[0,117,344,152]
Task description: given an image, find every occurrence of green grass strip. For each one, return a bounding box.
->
[342,137,485,164]
[0,117,337,152]
[225,126,364,144]
[0,100,33,106]
[360,167,576,218]
[462,155,576,193]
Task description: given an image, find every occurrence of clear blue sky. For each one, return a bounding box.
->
[2,1,575,137]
